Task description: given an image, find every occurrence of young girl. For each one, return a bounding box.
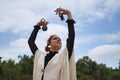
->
[28,8,76,80]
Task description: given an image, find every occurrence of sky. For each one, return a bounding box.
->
[0,0,120,69]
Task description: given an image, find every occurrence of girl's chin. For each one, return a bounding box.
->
[55,45,61,49]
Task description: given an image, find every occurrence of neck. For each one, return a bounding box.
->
[50,48,59,52]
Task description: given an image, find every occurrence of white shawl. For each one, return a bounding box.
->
[33,47,76,80]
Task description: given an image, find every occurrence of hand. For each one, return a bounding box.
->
[54,8,73,20]
[36,18,48,27]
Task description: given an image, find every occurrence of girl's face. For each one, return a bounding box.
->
[50,35,62,50]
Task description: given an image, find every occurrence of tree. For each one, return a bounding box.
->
[1,59,17,80]
[0,55,119,80]
[0,54,34,80]
[76,56,112,80]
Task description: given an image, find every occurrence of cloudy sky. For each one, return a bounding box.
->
[0,0,120,68]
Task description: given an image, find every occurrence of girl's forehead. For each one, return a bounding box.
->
[52,35,60,38]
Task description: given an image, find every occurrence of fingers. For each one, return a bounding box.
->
[54,7,70,16]
[37,18,48,26]
[43,21,49,26]
[54,8,63,15]
[54,8,60,15]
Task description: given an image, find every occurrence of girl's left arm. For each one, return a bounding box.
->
[66,19,75,59]
[54,8,75,59]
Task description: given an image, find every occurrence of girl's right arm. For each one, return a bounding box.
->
[28,25,40,55]
[28,19,48,55]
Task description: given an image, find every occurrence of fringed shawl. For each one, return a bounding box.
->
[33,47,76,80]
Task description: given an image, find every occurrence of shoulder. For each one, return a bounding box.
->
[35,50,46,58]
[60,46,68,56]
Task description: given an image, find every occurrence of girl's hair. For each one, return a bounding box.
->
[45,35,56,52]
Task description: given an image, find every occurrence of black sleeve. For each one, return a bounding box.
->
[66,19,75,59]
[28,25,40,55]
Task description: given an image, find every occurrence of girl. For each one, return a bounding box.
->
[28,8,76,80]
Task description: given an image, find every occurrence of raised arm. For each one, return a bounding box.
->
[54,8,75,59]
[28,25,40,55]
[66,19,75,59]
[65,11,75,59]
[28,19,48,55]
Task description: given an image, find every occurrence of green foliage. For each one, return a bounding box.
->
[76,56,120,80]
[0,55,34,80]
[0,55,119,80]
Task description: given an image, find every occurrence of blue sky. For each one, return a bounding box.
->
[0,0,120,69]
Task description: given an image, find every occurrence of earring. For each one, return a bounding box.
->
[48,45,51,48]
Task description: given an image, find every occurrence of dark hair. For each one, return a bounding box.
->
[45,35,56,52]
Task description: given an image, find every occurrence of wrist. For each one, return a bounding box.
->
[34,25,41,30]
[36,24,42,27]
[67,12,72,20]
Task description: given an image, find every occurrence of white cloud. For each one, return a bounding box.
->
[75,34,105,46]
[0,0,120,69]
[104,0,120,13]
[75,32,120,47]
[0,8,43,33]
[10,38,28,49]
[74,0,120,23]
[88,44,120,68]
[0,0,54,33]
[0,38,30,62]
[75,0,101,12]
[0,0,74,34]
[35,23,68,52]
[0,23,68,62]
[74,33,120,67]
[88,44,120,56]
[1,0,120,33]
[105,32,120,42]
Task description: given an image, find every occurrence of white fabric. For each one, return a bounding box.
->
[33,47,76,80]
